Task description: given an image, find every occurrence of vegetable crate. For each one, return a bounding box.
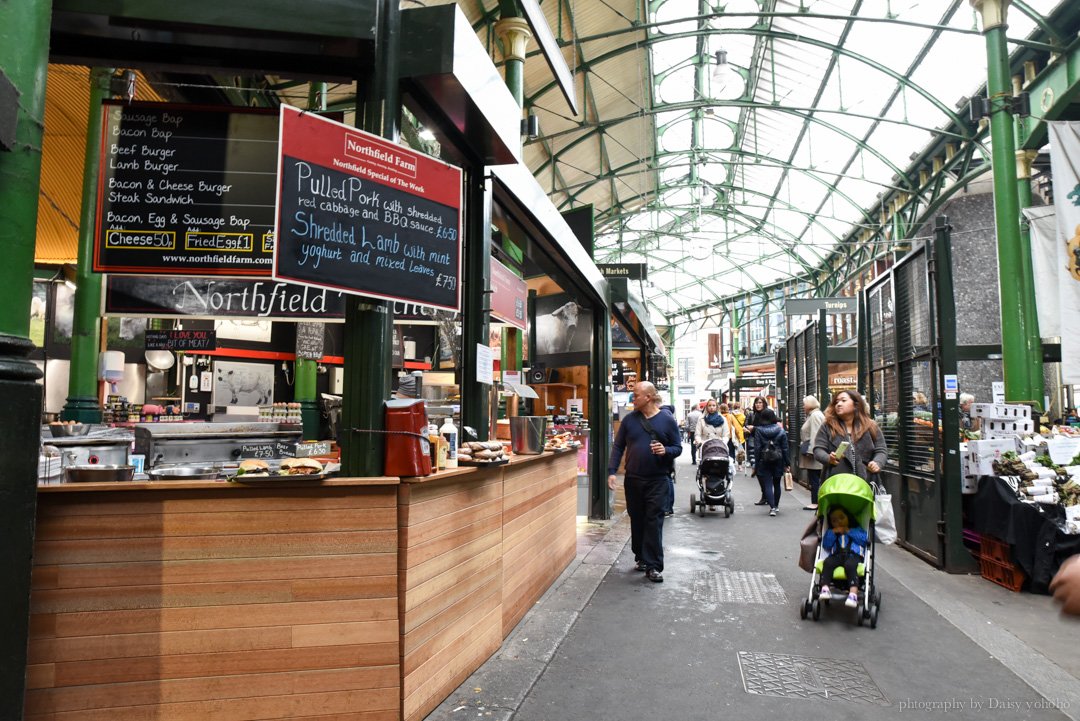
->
[978,555,1025,592]
[978,535,1013,565]
[972,403,1031,420]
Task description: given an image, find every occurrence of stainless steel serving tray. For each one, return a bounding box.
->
[64,465,135,483]
[147,466,222,481]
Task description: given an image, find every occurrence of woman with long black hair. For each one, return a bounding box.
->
[812,389,887,483]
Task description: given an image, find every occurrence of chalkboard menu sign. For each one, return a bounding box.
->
[145,329,217,351]
[295,322,325,360]
[273,106,462,311]
[94,102,278,276]
[104,275,347,320]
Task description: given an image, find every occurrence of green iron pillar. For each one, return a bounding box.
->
[495,14,532,108]
[731,306,743,378]
[973,0,1041,405]
[293,83,328,440]
[294,354,319,439]
[460,170,492,440]
[0,0,50,716]
[1015,138,1045,408]
[341,0,399,476]
[61,68,113,423]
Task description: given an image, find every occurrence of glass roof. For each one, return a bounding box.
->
[435,0,1069,324]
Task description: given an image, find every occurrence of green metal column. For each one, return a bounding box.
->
[973,0,1041,405]
[461,170,492,440]
[495,11,531,108]
[0,0,50,716]
[61,68,113,422]
[293,83,327,440]
[1014,142,1045,408]
[931,217,977,572]
[731,306,743,378]
[341,0,399,476]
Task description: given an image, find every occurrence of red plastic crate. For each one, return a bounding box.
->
[979,535,1013,565]
[979,556,1025,592]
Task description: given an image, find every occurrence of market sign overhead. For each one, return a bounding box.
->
[489,257,527,330]
[273,106,462,311]
[783,297,858,316]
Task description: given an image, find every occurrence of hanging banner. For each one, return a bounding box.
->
[1047,122,1080,384]
[1022,205,1061,338]
[273,105,462,311]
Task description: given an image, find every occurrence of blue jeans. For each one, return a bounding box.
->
[758,462,784,510]
[625,475,666,571]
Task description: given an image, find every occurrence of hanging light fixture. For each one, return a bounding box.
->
[711,49,729,86]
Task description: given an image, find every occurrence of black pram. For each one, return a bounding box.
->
[690,438,734,517]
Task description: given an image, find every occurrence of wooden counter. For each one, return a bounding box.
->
[26,477,402,721]
[397,452,577,721]
[25,455,579,721]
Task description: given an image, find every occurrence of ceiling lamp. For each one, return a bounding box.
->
[711,49,729,86]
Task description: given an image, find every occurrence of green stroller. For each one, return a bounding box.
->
[799,473,882,628]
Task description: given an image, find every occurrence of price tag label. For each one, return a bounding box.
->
[295,441,331,457]
[240,441,296,459]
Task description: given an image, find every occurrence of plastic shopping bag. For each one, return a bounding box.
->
[875,491,897,545]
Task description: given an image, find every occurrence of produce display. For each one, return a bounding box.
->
[457,441,508,464]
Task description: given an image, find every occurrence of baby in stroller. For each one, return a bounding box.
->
[801,473,882,627]
[819,507,867,608]
[690,438,734,517]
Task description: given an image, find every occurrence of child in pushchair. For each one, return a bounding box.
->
[800,473,882,627]
[690,438,734,517]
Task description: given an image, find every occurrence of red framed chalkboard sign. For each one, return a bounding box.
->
[273,106,463,312]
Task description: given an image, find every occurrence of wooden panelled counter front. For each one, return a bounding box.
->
[26,452,578,721]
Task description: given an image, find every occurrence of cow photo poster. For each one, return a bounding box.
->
[212,360,275,408]
[534,292,592,368]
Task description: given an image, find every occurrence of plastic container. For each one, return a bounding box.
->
[441,417,459,468]
[979,556,1025,592]
[510,416,548,455]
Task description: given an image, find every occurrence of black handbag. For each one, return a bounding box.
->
[799,440,811,456]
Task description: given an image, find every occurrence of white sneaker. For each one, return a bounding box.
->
[819,585,831,600]
[845,593,858,608]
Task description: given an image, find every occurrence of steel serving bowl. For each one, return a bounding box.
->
[64,465,135,483]
[48,423,91,438]
[147,466,221,481]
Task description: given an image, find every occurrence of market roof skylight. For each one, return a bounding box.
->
[435,0,1068,324]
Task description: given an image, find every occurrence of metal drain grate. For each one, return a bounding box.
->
[691,570,787,605]
[716,570,787,604]
[738,651,889,705]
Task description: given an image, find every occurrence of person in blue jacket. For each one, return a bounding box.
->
[751,407,790,516]
[818,506,869,608]
[608,381,682,583]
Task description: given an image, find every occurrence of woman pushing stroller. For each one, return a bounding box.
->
[812,389,887,482]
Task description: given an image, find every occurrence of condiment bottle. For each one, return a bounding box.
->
[441,417,458,468]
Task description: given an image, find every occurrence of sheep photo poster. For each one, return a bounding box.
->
[212,360,275,408]
[534,292,592,368]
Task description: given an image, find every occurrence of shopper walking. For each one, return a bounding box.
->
[744,396,769,503]
[608,381,682,583]
[813,389,887,483]
[684,404,703,464]
[660,404,678,516]
[727,403,747,470]
[751,408,789,516]
[800,395,826,510]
